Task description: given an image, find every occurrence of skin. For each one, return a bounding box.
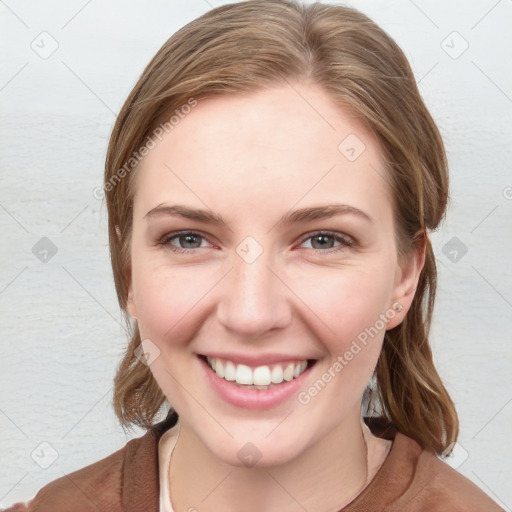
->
[126,82,425,512]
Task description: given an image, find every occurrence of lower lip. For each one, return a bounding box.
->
[198,356,315,410]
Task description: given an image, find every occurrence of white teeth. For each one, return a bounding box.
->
[204,357,310,387]
[253,366,271,386]
[293,361,308,378]
[224,361,236,381]
[283,363,294,381]
[270,365,284,383]
[235,364,253,385]
[215,358,225,378]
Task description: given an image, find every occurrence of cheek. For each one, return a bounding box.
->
[131,263,218,344]
[292,271,390,416]
[132,266,182,337]
[289,264,393,400]
[130,265,213,407]
[291,263,394,347]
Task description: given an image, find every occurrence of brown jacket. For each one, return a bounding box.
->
[4,412,503,512]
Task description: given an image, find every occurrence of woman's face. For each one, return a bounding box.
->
[127,83,422,466]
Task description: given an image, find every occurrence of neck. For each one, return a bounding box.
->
[168,408,383,512]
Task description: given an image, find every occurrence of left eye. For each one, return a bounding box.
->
[299,232,353,251]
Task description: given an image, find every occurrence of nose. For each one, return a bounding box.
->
[216,249,292,339]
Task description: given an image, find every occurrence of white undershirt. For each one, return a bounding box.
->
[158,420,181,512]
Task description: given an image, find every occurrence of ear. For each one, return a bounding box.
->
[116,225,137,318]
[126,283,137,319]
[386,230,426,329]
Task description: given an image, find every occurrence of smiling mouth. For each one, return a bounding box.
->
[198,355,317,390]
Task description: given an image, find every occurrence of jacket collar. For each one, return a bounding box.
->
[119,411,402,511]
[122,410,179,511]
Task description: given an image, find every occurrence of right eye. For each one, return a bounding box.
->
[158,231,213,254]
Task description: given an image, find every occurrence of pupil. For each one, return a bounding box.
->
[313,235,333,249]
[181,234,200,248]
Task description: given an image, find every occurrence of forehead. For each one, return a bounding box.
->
[133,83,392,223]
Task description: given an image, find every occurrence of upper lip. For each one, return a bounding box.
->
[198,352,317,367]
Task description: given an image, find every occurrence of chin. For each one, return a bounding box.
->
[209,435,307,469]
[186,413,317,469]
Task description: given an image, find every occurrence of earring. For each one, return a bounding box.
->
[393,302,403,312]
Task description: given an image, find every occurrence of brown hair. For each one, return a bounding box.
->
[105,0,458,454]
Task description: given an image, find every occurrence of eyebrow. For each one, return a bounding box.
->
[145,203,373,227]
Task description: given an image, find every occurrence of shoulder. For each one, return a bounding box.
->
[3,436,144,512]
[387,434,504,512]
[2,412,178,512]
[6,442,128,512]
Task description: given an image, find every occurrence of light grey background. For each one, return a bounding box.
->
[1,0,511,509]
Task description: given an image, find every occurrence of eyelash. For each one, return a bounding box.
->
[158,230,354,255]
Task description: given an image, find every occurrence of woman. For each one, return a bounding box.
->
[5,0,503,510]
